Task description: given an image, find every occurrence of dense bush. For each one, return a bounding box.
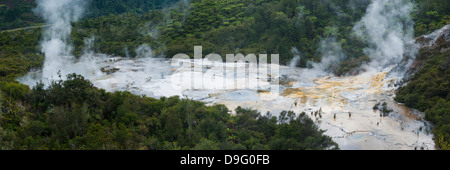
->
[1,0,449,150]
[395,47,450,149]
[0,29,44,82]
[0,0,178,31]
[412,0,450,36]
[70,0,371,69]
[2,0,448,73]
[0,74,338,150]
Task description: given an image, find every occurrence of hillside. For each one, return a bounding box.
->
[395,25,450,149]
[0,0,178,31]
[0,0,449,150]
[0,73,338,150]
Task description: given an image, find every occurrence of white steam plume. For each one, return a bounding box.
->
[34,0,102,84]
[289,47,301,68]
[136,44,154,58]
[353,0,417,74]
[311,37,346,73]
[296,36,346,80]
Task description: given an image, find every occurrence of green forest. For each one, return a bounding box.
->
[0,73,338,149]
[395,43,450,150]
[0,0,449,149]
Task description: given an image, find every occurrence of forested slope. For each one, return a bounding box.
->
[395,27,450,149]
[0,0,449,150]
[0,0,178,30]
[0,73,338,150]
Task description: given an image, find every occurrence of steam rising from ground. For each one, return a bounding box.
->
[20,0,194,87]
[313,37,347,72]
[289,47,301,68]
[299,0,417,81]
[32,0,103,85]
[17,0,435,149]
[135,44,155,58]
[291,36,347,81]
[353,0,417,74]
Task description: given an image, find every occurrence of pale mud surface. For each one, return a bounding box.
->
[213,67,435,150]
[19,57,435,150]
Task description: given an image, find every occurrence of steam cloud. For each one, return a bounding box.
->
[293,0,417,81]
[34,0,102,84]
[27,0,418,88]
[136,44,154,58]
[289,47,301,68]
[312,37,346,72]
[353,0,417,74]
